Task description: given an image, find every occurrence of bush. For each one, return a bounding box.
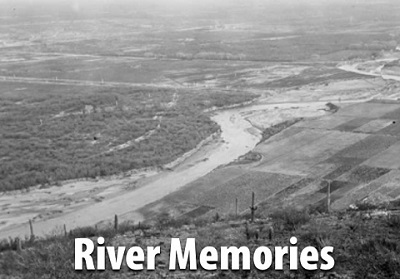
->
[386,214,400,228]
[270,207,311,231]
[352,201,380,211]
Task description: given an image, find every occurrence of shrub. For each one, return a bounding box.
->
[270,206,311,231]
[386,214,400,228]
[69,226,98,238]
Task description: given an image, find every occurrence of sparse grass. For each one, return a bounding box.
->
[270,206,311,231]
[3,207,400,278]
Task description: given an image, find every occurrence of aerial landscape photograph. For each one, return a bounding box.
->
[1,0,400,277]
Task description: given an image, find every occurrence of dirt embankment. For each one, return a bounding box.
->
[163,131,221,170]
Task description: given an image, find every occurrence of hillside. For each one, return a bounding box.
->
[1,203,400,278]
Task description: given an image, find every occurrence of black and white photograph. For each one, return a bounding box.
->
[1,0,400,278]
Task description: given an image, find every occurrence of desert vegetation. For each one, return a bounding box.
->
[0,82,255,191]
[1,202,400,278]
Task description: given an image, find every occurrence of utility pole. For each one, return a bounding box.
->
[326,180,331,214]
[235,198,238,217]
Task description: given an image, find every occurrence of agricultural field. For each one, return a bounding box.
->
[142,100,400,218]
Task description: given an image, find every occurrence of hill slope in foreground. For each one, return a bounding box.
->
[141,100,400,219]
[2,202,400,278]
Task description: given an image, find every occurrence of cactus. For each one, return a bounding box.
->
[29,219,35,241]
[245,221,259,240]
[249,192,258,222]
[15,238,22,252]
[114,214,119,231]
[214,212,220,222]
[263,224,274,241]
[245,222,274,241]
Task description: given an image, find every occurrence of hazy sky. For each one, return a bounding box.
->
[1,0,399,24]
